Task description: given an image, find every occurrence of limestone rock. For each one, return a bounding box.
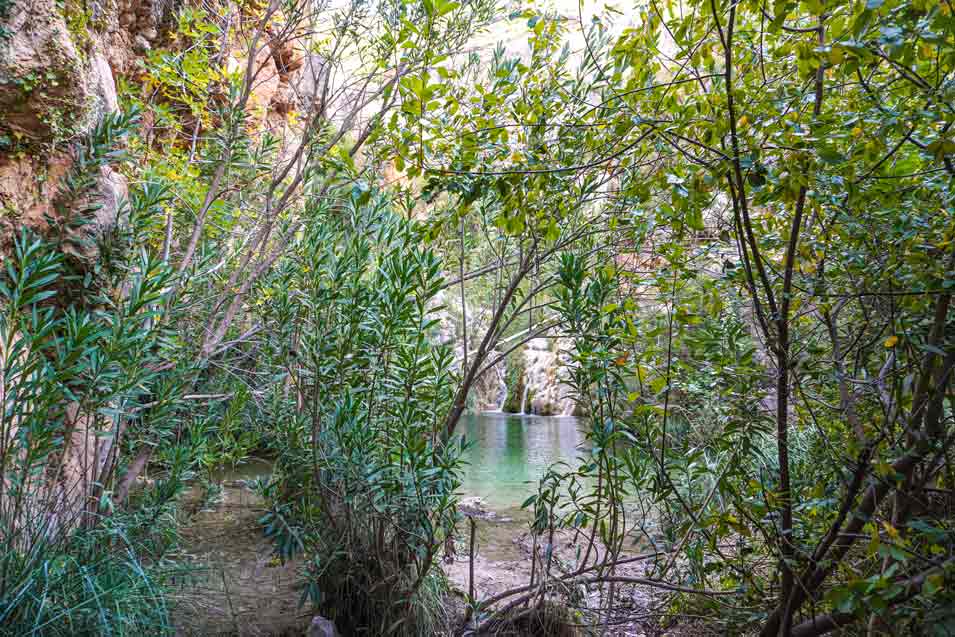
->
[292,54,329,106]
[268,82,296,117]
[268,32,305,81]
[0,0,92,143]
[90,164,127,230]
[522,337,577,416]
[89,50,119,113]
[468,354,505,411]
[133,34,151,52]
[0,0,120,143]
[0,153,71,245]
[0,0,127,252]
[135,1,153,17]
[425,290,506,411]
[59,163,129,262]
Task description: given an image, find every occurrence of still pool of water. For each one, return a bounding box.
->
[457,412,585,510]
[209,412,587,512]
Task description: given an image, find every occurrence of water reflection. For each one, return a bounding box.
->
[206,414,589,512]
[457,412,585,510]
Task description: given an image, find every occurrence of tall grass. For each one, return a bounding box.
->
[0,520,176,637]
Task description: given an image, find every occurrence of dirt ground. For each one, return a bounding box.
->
[168,487,711,637]
[444,498,671,637]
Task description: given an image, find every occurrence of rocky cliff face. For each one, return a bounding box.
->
[1,0,319,533]
[428,290,508,412]
[0,0,142,252]
[523,337,577,416]
[0,0,134,537]
[429,290,578,416]
[0,0,311,253]
[505,337,578,417]
[1,0,322,540]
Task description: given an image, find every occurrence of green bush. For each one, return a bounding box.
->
[258,192,464,635]
[0,111,191,636]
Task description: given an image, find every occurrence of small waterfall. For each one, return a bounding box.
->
[519,382,530,415]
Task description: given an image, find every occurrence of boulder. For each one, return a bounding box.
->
[133,34,151,52]
[307,616,340,637]
[90,50,119,113]
[459,496,494,518]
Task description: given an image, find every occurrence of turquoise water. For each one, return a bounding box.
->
[211,413,587,512]
[457,412,585,510]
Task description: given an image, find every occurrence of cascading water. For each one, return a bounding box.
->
[519,382,530,415]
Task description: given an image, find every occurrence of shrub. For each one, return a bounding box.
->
[259,192,464,635]
[0,111,190,635]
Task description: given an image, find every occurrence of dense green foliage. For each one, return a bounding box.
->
[2,0,955,634]
[387,0,955,633]
[257,195,463,634]
[0,114,190,634]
